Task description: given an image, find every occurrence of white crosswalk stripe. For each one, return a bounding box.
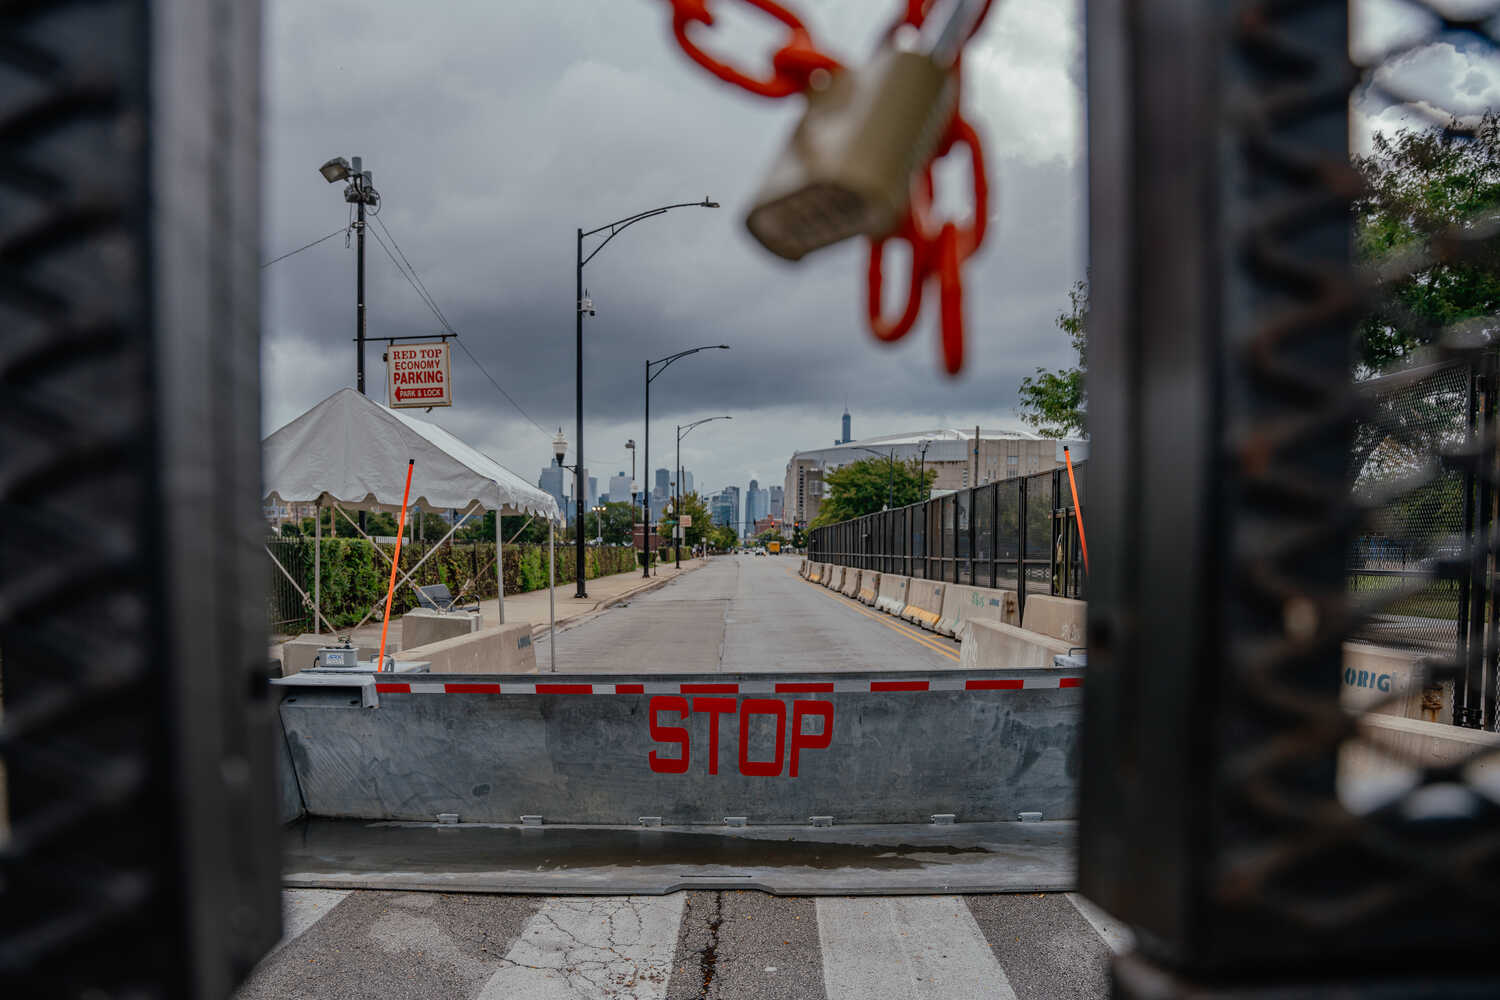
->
[476,894,686,999]
[272,889,350,954]
[816,896,1019,1000]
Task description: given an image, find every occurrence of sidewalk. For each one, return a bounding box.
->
[321,557,707,653]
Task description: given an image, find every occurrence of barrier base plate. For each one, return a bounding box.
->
[281,817,1076,895]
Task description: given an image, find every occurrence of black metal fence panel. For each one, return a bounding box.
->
[808,462,1088,609]
[1349,361,1474,654]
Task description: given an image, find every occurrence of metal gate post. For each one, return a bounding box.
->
[1080,0,1497,995]
[0,0,280,993]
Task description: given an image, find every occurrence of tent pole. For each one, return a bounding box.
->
[496,508,506,625]
[549,518,557,672]
[314,499,322,635]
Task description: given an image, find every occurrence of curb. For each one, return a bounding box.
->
[530,559,707,639]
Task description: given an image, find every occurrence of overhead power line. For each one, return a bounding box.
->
[364,218,552,439]
[261,227,346,268]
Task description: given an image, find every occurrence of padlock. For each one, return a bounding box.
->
[744,0,984,261]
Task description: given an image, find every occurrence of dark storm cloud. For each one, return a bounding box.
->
[264,0,1086,494]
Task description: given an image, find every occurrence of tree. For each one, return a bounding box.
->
[791,524,807,548]
[708,524,739,551]
[656,491,713,547]
[755,529,786,546]
[811,457,936,527]
[1017,278,1088,438]
[595,501,637,545]
[1354,113,1500,373]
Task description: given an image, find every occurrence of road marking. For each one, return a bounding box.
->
[789,570,961,661]
[817,896,1018,1000]
[1066,893,1135,955]
[477,894,685,999]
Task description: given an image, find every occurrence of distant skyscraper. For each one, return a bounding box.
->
[609,470,633,505]
[587,476,598,511]
[538,459,568,515]
[841,409,852,444]
[683,470,694,496]
[769,485,784,518]
[745,479,768,535]
[654,467,669,499]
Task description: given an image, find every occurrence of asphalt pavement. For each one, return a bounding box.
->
[539,553,958,673]
[236,888,1124,1000]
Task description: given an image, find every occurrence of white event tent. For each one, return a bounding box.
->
[262,388,560,646]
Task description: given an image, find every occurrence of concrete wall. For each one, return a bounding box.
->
[1341,642,1447,723]
[902,579,946,630]
[959,620,1074,669]
[278,667,1083,825]
[875,575,909,617]
[1020,595,1086,645]
[1339,713,1500,813]
[401,622,537,674]
[400,608,482,651]
[278,635,376,676]
[857,572,880,606]
[936,585,1019,638]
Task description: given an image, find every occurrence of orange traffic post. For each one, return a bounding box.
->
[1064,445,1089,576]
[377,459,415,672]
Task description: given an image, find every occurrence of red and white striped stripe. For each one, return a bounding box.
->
[372,676,1083,695]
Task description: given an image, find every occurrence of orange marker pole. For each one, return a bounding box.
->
[1064,445,1089,576]
[377,459,415,672]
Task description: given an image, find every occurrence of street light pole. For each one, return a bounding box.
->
[575,198,717,597]
[319,155,379,394]
[676,416,732,569]
[918,439,933,499]
[644,346,732,577]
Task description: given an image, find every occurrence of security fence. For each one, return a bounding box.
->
[1349,359,1479,656]
[807,461,1087,614]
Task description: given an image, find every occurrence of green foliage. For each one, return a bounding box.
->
[656,491,713,547]
[811,457,937,527]
[708,524,739,551]
[1017,279,1088,438]
[594,501,637,544]
[1354,113,1500,373]
[270,537,647,631]
[791,524,807,548]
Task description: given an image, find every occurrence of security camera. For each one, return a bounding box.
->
[581,289,595,317]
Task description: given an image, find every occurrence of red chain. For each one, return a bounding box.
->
[662,0,993,375]
[666,0,841,98]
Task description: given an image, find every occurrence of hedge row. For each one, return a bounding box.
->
[267,539,679,630]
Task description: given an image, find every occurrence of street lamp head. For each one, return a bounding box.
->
[553,428,568,467]
[626,439,635,450]
[319,157,351,183]
[703,198,720,208]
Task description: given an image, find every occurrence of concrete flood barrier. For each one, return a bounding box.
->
[1020,595,1086,645]
[960,620,1075,668]
[840,568,862,598]
[936,585,1019,638]
[275,666,1082,826]
[902,579,946,630]
[857,571,880,605]
[825,565,845,591]
[876,574,909,616]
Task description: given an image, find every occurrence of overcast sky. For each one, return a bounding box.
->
[262,0,1087,500]
[263,0,1488,501]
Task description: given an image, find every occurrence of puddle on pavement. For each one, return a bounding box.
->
[284,818,994,873]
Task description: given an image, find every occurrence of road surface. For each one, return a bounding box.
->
[236,887,1126,1000]
[539,554,958,673]
[242,555,1113,997]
